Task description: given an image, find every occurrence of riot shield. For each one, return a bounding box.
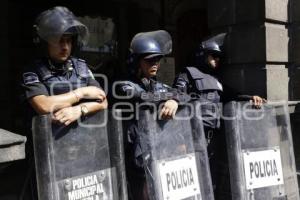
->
[32,110,127,200]
[224,101,299,200]
[138,103,214,200]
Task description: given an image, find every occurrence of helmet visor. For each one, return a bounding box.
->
[201,33,226,52]
[130,30,172,55]
[35,6,89,46]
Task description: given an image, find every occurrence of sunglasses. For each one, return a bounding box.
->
[211,53,221,59]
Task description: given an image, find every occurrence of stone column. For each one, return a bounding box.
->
[290,0,300,100]
[208,0,289,100]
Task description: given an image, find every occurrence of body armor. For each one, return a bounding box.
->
[186,66,223,129]
[35,58,90,95]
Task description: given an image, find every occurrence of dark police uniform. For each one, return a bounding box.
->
[115,76,180,200]
[20,57,101,200]
[173,66,252,199]
[174,66,252,131]
[119,29,179,200]
[21,56,101,145]
[21,57,101,130]
[21,56,101,142]
[116,76,178,166]
[22,57,100,100]
[174,66,223,129]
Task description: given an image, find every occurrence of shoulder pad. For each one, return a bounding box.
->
[77,58,86,63]
[118,80,135,86]
[162,83,171,89]
[87,69,95,79]
[34,59,53,80]
[72,58,90,78]
[118,81,142,90]
[117,81,145,97]
[153,82,170,93]
[23,72,40,85]
[185,66,205,79]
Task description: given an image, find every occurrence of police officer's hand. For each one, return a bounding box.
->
[75,86,106,102]
[53,106,82,126]
[251,96,267,109]
[159,100,178,119]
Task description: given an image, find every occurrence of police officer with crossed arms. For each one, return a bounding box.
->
[21,6,107,125]
[20,7,107,199]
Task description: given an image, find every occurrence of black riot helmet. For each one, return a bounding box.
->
[194,33,226,72]
[201,33,226,55]
[33,6,89,56]
[128,30,172,75]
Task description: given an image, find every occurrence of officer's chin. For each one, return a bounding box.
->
[149,70,157,76]
[210,64,218,70]
[55,56,69,63]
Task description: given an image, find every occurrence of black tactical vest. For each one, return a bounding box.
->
[123,78,172,168]
[186,66,223,129]
[35,58,90,95]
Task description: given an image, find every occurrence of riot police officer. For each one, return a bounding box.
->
[21,6,107,123]
[114,30,179,200]
[20,6,107,199]
[173,33,266,199]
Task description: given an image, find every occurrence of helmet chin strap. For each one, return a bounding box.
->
[48,58,73,73]
[141,78,151,91]
[195,55,217,75]
[137,68,157,80]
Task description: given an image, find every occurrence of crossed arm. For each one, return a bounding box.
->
[29,86,107,125]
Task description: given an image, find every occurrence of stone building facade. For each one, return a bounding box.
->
[1,0,300,199]
[2,1,298,131]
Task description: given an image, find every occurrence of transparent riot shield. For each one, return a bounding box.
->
[32,110,127,200]
[224,101,299,200]
[138,103,214,200]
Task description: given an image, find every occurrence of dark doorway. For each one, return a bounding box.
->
[175,10,209,72]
